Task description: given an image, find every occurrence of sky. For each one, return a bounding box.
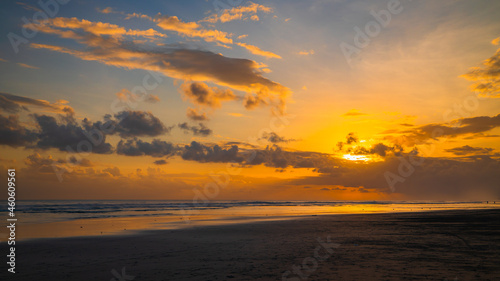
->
[0,0,499,200]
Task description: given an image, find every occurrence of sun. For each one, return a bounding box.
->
[343,154,370,162]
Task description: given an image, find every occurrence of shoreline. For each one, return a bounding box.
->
[12,202,500,241]
[2,208,500,280]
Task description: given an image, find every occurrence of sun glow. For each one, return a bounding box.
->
[343,154,370,161]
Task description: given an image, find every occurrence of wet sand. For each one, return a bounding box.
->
[2,209,500,280]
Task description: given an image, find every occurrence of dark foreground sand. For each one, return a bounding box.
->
[2,209,500,281]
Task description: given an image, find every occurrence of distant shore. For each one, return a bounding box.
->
[2,209,500,280]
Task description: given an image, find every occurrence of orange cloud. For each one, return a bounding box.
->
[155,15,232,44]
[343,109,368,117]
[17,63,39,69]
[181,82,236,108]
[298,49,315,56]
[236,42,281,59]
[202,2,272,23]
[35,17,167,41]
[461,39,500,98]
[28,17,290,113]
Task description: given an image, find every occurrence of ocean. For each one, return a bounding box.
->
[2,200,498,240]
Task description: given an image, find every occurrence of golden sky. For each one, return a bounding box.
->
[0,0,499,200]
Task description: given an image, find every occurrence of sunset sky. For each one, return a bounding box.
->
[0,0,499,200]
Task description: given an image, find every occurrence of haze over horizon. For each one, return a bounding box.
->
[1,0,499,201]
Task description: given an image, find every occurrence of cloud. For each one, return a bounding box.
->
[343,109,367,117]
[346,132,358,144]
[0,114,37,147]
[392,113,500,145]
[16,2,42,12]
[178,122,212,136]
[24,153,93,173]
[181,141,243,163]
[17,63,39,69]
[113,111,170,138]
[25,153,58,168]
[34,114,114,154]
[445,145,494,156]
[1,108,168,153]
[461,40,500,98]
[367,143,402,157]
[181,82,236,108]
[287,155,500,200]
[236,42,281,59]
[202,2,273,23]
[228,112,244,117]
[0,96,28,113]
[260,132,296,143]
[177,141,340,173]
[153,159,168,165]
[0,92,70,113]
[96,7,116,14]
[29,17,290,113]
[32,17,166,40]
[116,138,176,157]
[102,167,122,177]
[298,50,315,56]
[186,107,209,121]
[155,14,232,44]
[116,89,160,104]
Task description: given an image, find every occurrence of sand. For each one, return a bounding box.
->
[2,209,500,281]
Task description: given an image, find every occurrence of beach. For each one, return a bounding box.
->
[2,209,499,280]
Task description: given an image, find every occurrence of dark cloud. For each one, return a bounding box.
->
[116,138,176,157]
[393,113,500,145]
[445,145,494,156]
[0,114,37,146]
[186,107,209,121]
[181,141,243,163]
[153,159,168,165]
[346,132,358,144]
[287,155,500,200]
[0,95,28,113]
[0,92,68,113]
[260,132,296,144]
[244,145,339,173]
[34,114,114,154]
[178,122,212,136]
[68,156,93,167]
[368,143,403,157]
[114,111,170,138]
[243,94,267,110]
[181,82,236,108]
